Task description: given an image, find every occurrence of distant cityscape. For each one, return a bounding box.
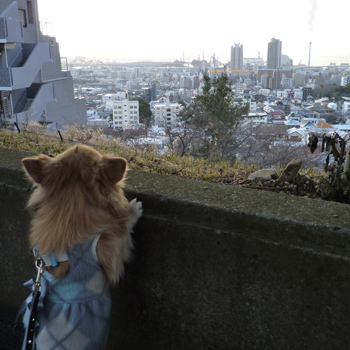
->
[73,37,350,139]
[2,0,350,165]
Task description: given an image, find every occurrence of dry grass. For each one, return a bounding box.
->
[0,123,343,202]
[0,123,260,185]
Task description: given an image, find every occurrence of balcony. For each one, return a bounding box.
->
[0,42,52,90]
[0,68,11,89]
[15,83,55,124]
[12,42,52,89]
[0,17,23,44]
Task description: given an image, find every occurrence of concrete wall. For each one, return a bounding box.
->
[1,148,350,349]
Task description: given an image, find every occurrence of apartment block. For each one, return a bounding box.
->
[258,68,293,90]
[180,75,199,89]
[341,76,349,87]
[112,99,139,130]
[103,92,127,109]
[293,73,306,87]
[267,38,282,69]
[153,98,182,129]
[230,43,243,70]
[0,0,86,129]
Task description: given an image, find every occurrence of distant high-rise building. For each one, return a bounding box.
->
[267,38,282,69]
[142,83,157,103]
[230,44,243,70]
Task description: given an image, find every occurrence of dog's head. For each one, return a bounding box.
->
[22,145,129,253]
[22,144,127,193]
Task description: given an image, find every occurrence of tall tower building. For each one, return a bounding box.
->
[230,43,243,70]
[267,38,282,69]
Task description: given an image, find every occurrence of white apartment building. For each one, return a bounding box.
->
[103,92,128,110]
[341,76,349,87]
[235,83,247,96]
[258,89,270,97]
[242,113,268,127]
[153,98,183,129]
[233,96,256,113]
[103,92,127,103]
[293,89,304,100]
[112,99,139,130]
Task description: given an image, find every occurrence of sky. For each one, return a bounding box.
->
[37,0,350,66]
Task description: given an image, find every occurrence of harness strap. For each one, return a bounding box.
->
[23,288,41,350]
[22,258,44,350]
[41,251,69,267]
[33,247,68,267]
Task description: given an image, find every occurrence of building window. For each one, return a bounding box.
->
[27,1,34,24]
[18,9,27,27]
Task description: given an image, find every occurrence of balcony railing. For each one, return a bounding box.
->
[39,22,54,37]
[10,42,52,89]
[61,57,68,71]
[0,17,23,43]
[15,83,55,124]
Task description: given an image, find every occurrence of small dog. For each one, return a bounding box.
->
[20,144,142,349]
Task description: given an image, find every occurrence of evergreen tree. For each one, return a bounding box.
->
[178,74,249,160]
[131,97,152,127]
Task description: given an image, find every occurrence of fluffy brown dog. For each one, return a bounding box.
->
[20,144,142,349]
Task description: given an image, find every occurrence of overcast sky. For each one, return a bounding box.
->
[37,0,350,66]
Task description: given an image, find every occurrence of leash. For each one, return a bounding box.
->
[23,258,44,350]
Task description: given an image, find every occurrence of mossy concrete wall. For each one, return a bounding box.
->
[1,148,350,349]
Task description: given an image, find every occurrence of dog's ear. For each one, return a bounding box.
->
[22,155,50,184]
[102,157,127,184]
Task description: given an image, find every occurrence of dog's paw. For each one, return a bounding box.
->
[127,198,143,231]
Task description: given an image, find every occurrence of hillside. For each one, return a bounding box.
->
[0,124,347,203]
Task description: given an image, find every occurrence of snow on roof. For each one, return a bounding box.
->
[285,119,300,125]
[287,127,304,135]
[300,121,317,128]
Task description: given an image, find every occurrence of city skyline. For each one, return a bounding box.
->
[37,0,350,66]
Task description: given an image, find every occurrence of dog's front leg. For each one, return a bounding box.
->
[126,198,143,233]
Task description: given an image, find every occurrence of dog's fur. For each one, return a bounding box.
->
[22,144,141,284]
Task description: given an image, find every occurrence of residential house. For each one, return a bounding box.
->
[307,104,341,124]
[284,119,300,130]
[242,112,268,127]
[287,127,304,141]
[255,123,287,140]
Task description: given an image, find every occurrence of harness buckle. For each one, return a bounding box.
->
[33,258,44,292]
